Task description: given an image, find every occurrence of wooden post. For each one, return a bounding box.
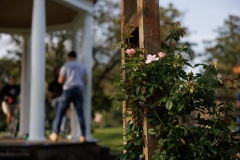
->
[121,0,161,159]
[138,1,161,159]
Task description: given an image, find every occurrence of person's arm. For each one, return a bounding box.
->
[58,66,65,84]
[58,75,65,84]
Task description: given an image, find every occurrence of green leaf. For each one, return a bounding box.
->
[168,142,175,149]
[177,103,184,112]
[121,43,128,49]
[148,128,156,135]
[147,117,156,123]
[120,153,127,160]
[166,100,173,110]
[168,111,175,115]
[155,131,161,137]
[116,102,121,110]
[136,86,140,95]
[154,149,160,154]
[148,86,154,94]
[214,129,220,135]
[169,156,175,160]
[160,97,167,102]
[133,139,143,145]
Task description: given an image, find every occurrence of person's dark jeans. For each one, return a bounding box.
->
[53,88,86,137]
[53,97,67,136]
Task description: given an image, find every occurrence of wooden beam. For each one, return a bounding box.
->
[123,10,142,37]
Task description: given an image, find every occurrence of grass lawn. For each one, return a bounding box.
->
[0,131,7,137]
[92,127,123,154]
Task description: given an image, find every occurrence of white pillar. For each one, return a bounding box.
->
[73,29,82,62]
[28,0,46,141]
[82,12,93,142]
[19,35,31,136]
[69,29,81,140]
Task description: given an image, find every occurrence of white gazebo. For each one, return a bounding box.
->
[0,0,95,142]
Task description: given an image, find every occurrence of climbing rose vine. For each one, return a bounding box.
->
[113,21,240,160]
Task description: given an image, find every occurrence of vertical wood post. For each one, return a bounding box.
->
[121,0,161,159]
[138,1,161,159]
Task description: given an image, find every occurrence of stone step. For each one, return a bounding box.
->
[0,152,30,160]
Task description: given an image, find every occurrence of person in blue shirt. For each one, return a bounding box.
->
[49,51,87,143]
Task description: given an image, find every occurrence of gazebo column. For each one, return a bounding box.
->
[69,28,81,140]
[19,35,31,136]
[28,0,46,141]
[82,12,93,141]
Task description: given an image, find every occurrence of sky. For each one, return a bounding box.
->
[160,0,240,64]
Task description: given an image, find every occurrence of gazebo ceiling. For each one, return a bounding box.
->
[0,0,86,30]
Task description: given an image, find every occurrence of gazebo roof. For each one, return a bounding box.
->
[0,0,96,34]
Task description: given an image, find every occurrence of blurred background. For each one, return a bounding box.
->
[0,0,239,154]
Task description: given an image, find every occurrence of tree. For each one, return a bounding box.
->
[202,15,240,95]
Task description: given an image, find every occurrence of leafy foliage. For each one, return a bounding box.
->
[113,21,240,159]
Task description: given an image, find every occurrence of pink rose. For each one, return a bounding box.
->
[158,52,166,58]
[125,48,136,56]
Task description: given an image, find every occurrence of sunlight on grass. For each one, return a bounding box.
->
[0,131,7,136]
[92,127,123,154]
